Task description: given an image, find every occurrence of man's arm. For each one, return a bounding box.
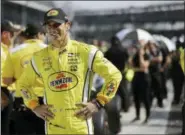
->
[18,59,54,121]
[2,53,15,86]
[161,55,171,71]
[92,51,122,106]
[17,61,40,110]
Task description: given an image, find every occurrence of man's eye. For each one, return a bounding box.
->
[53,23,61,28]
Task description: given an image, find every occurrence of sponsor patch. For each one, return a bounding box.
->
[20,54,33,68]
[48,71,78,92]
[68,53,80,57]
[70,65,78,72]
[68,57,81,65]
[47,10,59,16]
[105,80,117,96]
[42,57,52,71]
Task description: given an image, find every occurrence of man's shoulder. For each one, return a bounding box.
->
[71,40,98,52]
[32,46,48,58]
[10,43,28,54]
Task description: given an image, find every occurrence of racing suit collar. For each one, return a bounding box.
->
[24,39,43,44]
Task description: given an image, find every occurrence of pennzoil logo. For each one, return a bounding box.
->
[48,71,78,92]
[47,10,59,17]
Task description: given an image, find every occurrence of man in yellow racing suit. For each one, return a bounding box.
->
[2,24,47,134]
[17,8,122,134]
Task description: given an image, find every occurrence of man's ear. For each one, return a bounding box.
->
[2,31,9,38]
[66,21,72,30]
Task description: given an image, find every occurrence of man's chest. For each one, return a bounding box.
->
[40,51,87,92]
[40,51,87,78]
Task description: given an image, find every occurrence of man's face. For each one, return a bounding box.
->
[45,21,69,43]
[1,31,14,46]
[149,43,157,52]
[37,33,46,42]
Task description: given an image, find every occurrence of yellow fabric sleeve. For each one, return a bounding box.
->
[17,62,40,110]
[92,51,122,106]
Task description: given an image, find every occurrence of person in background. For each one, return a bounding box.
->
[158,43,171,99]
[1,20,19,134]
[171,39,184,105]
[2,23,47,134]
[14,30,27,46]
[129,40,151,123]
[148,41,164,107]
[103,36,129,133]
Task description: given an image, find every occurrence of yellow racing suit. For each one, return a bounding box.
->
[17,39,122,134]
[2,39,46,97]
[1,42,16,91]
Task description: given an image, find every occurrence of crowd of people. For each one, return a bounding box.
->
[1,7,184,135]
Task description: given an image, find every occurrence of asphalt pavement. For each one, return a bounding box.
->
[119,80,183,134]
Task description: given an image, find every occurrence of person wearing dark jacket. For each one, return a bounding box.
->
[104,36,129,133]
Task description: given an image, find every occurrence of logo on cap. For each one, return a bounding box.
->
[47,10,59,17]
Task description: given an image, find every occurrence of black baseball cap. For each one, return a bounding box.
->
[43,8,69,25]
[23,24,45,37]
[1,20,19,33]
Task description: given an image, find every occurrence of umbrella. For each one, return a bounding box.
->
[153,35,176,52]
[161,36,176,52]
[115,28,154,48]
[153,34,170,54]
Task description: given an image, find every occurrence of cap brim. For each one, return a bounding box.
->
[43,19,65,25]
[9,26,20,32]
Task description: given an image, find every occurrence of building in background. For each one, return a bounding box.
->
[1,1,55,26]
[72,2,184,42]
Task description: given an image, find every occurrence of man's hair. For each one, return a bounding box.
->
[111,36,121,47]
[1,20,18,34]
[23,23,45,39]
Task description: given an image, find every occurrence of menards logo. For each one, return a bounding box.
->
[48,71,78,92]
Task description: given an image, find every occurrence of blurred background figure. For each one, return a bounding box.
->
[148,41,164,107]
[105,36,130,111]
[129,40,151,123]
[104,36,129,133]
[2,23,47,134]
[171,38,184,105]
[1,20,19,135]
[14,30,27,46]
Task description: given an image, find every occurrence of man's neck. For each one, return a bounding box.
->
[52,35,69,51]
[1,40,10,48]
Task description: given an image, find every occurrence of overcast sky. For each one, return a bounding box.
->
[53,1,183,11]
